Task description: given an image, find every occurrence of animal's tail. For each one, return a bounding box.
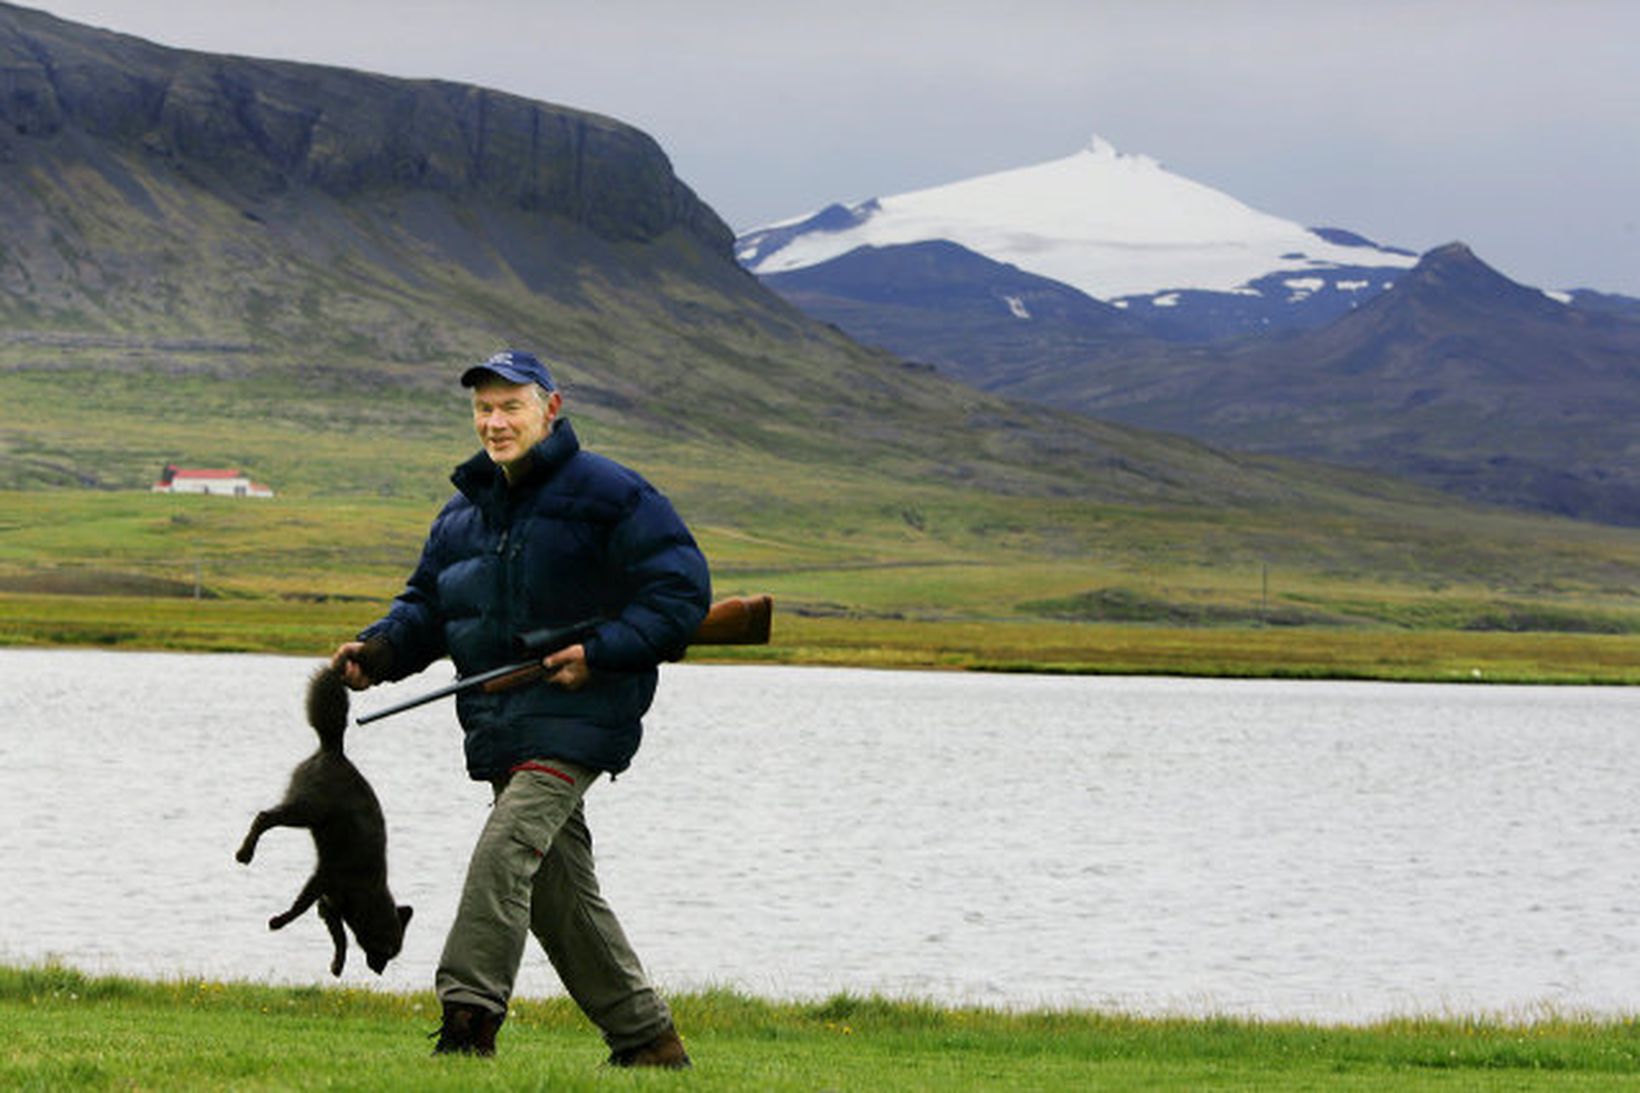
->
[307,664,350,752]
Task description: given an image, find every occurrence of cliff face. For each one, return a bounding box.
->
[0,0,758,368]
[0,2,731,252]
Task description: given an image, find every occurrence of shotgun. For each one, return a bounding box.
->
[354,595,772,726]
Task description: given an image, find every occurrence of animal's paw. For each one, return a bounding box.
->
[329,956,344,977]
[235,846,254,864]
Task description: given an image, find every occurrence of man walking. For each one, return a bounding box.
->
[335,349,709,1067]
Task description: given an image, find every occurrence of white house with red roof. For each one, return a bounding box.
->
[151,464,274,498]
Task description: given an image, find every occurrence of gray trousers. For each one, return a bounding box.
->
[434,759,672,1051]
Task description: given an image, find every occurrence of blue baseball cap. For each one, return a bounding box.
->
[460,349,557,392]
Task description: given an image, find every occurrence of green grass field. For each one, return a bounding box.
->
[6,963,1640,1091]
[3,337,1639,685]
[2,483,1638,682]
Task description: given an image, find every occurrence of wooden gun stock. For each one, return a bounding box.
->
[689,593,774,646]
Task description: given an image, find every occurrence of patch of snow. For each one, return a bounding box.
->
[1151,293,1180,308]
[1543,289,1573,305]
[1284,277,1326,302]
[1335,280,1370,292]
[1003,295,1032,320]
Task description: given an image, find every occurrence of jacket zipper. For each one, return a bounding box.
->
[496,521,513,660]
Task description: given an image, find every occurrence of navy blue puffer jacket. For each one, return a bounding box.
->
[360,418,710,778]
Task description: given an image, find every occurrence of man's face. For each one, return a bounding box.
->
[472,380,559,470]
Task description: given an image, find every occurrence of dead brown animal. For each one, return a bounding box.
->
[236,664,411,975]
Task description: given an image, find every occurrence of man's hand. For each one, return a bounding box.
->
[332,642,375,691]
[333,635,394,690]
[542,643,591,691]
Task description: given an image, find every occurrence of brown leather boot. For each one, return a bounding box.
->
[431,1001,504,1057]
[607,1024,691,1069]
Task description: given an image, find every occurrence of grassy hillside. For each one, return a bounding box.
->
[3,312,1638,681]
[2,430,1638,683]
[3,386,1637,604]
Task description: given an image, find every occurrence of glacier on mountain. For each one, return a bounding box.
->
[737,136,1417,301]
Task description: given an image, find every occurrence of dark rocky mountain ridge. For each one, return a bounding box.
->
[996,244,1640,523]
[0,1,727,249]
[761,239,1159,387]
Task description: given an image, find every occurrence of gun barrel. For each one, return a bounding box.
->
[353,658,531,725]
[354,596,773,725]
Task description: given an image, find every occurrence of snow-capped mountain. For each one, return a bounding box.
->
[736,136,1640,524]
[737,136,1420,340]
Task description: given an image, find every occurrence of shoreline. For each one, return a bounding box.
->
[2,591,1637,685]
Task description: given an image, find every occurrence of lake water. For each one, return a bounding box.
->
[2,648,1637,1022]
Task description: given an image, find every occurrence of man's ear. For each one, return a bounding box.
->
[545,390,563,422]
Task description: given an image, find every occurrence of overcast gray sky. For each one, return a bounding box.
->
[25,0,1640,295]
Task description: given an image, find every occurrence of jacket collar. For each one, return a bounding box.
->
[452,417,580,502]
